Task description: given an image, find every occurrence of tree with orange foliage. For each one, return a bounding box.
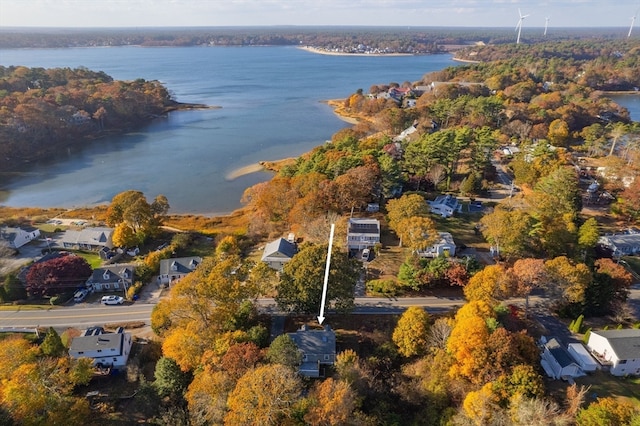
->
[224,364,302,426]
[304,378,359,426]
[511,258,548,316]
[185,367,233,426]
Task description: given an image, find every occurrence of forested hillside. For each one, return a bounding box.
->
[0,66,177,172]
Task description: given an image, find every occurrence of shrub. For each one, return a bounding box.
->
[126,281,144,301]
[366,279,401,297]
[582,328,591,344]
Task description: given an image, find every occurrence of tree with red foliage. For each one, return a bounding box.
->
[26,255,92,297]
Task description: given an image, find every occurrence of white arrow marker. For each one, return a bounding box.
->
[317,223,335,325]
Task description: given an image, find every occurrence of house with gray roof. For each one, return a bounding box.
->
[68,328,132,369]
[540,337,583,380]
[598,234,640,256]
[0,226,40,249]
[428,194,462,218]
[261,238,297,271]
[346,218,380,251]
[587,329,640,376]
[288,324,336,378]
[57,227,114,251]
[87,264,135,293]
[158,256,202,286]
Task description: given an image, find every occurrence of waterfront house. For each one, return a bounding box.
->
[69,327,132,369]
[158,256,202,286]
[288,324,336,378]
[587,329,640,376]
[261,238,297,271]
[87,264,135,293]
[57,227,114,251]
[0,226,40,249]
[346,218,380,251]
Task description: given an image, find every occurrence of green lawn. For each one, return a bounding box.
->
[74,250,103,268]
[431,211,487,247]
[575,371,640,407]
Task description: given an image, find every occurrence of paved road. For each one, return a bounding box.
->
[2,290,638,330]
[0,297,465,329]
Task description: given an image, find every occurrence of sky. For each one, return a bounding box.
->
[1,0,640,29]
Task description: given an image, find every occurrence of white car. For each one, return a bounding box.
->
[73,289,90,303]
[101,295,124,305]
[361,248,371,262]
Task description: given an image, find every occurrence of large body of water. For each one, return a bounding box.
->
[0,47,638,214]
[0,46,456,214]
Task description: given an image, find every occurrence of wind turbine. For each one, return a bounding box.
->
[515,9,530,44]
[544,17,550,36]
[629,7,639,38]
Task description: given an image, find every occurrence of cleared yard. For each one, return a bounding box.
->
[575,371,640,408]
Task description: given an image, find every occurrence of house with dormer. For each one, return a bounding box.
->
[428,194,462,218]
[87,264,135,293]
[57,227,114,251]
[158,256,202,286]
[69,327,132,369]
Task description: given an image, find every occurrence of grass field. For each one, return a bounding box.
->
[575,371,640,408]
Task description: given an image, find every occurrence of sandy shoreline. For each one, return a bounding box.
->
[298,46,413,57]
[451,57,481,64]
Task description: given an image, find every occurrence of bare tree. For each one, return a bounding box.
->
[426,317,452,353]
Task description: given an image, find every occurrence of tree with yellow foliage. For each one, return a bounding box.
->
[463,264,514,306]
[392,306,431,357]
[150,255,260,371]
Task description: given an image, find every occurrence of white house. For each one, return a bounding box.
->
[0,226,41,249]
[540,338,583,380]
[598,234,640,256]
[416,232,456,258]
[587,329,640,376]
[261,238,297,271]
[346,218,380,251]
[288,324,336,378]
[158,256,202,286]
[68,328,133,369]
[428,195,462,218]
[567,343,599,372]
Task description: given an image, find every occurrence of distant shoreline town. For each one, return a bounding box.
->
[298,46,414,57]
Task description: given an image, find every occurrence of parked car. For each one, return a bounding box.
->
[73,289,90,303]
[361,248,371,262]
[101,295,124,305]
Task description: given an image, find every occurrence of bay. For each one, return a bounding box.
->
[0,46,455,214]
[609,94,640,122]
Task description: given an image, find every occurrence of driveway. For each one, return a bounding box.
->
[0,240,49,275]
